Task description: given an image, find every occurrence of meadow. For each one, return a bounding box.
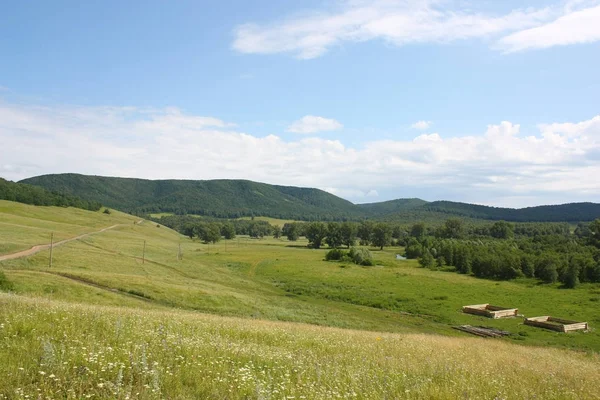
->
[1,200,600,398]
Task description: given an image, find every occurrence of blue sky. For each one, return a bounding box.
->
[1,0,599,207]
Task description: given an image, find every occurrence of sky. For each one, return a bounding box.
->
[1,0,599,208]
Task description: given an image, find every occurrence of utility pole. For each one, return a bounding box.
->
[49,233,54,268]
[142,240,146,264]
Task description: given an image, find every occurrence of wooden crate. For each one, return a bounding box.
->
[524,316,588,332]
[462,304,518,319]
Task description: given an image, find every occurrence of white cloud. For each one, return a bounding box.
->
[1,99,600,206]
[411,120,432,130]
[232,0,600,58]
[497,4,600,52]
[287,115,343,134]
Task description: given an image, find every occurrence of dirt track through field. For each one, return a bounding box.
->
[0,220,143,262]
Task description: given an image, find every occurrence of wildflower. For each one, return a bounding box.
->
[39,371,46,375]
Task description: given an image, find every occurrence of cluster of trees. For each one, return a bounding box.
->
[325,247,374,266]
[281,221,393,249]
[405,219,600,288]
[0,178,102,211]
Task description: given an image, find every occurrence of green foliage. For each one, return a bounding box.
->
[305,222,327,248]
[340,222,358,248]
[419,249,435,269]
[371,223,392,249]
[102,208,111,214]
[196,222,222,244]
[21,174,363,220]
[535,256,560,283]
[490,221,514,239]
[0,178,101,211]
[221,223,236,240]
[348,247,374,266]
[21,173,600,223]
[325,248,345,261]
[282,223,301,241]
[325,222,343,248]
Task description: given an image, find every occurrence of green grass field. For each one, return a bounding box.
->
[1,200,600,398]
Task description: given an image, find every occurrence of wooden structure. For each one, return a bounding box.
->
[453,325,511,338]
[462,304,518,319]
[524,316,588,332]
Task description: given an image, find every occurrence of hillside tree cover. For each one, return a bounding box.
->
[21,173,600,223]
[0,178,101,211]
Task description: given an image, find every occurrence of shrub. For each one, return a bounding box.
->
[325,248,345,261]
[349,248,374,266]
[103,208,111,214]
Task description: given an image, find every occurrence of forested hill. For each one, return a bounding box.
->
[20,173,600,222]
[0,178,101,211]
[408,201,600,223]
[20,174,362,220]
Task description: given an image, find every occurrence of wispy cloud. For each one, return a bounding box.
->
[232,0,600,59]
[497,4,600,52]
[411,120,432,130]
[1,99,599,207]
[287,115,343,134]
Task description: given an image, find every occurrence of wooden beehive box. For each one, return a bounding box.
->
[462,304,518,319]
[524,316,588,332]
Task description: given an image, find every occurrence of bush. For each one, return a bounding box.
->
[325,248,345,261]
[349,248,374,266]
[103,208,111,214]
[325,248,374,266]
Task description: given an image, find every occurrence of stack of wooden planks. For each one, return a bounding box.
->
[453,325,511,338]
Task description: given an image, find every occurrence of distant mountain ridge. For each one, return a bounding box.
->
[20,173,600,222]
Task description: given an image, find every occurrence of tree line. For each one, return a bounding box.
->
[405,219,600,288]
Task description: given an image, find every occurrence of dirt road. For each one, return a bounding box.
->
[0,220,143,262]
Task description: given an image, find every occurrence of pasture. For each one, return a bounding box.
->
[1,200,600,397]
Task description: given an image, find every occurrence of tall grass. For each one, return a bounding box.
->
[1,294,599,399]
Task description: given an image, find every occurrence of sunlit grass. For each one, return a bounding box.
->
[1,294,599,399]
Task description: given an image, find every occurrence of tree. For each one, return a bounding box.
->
[357,221,374,246]
[589,219,600,248]
[282,223,300,241]
[371,223,392,250]
[183,223,196,240]
[442,218,464,239]
[197,222,221,244]
[419,249,434,268]
[535,255,560,283]
[305,222,327,248]
[490,221,514,239]
[325,222,343,248]
[272,225,282,239]
[221,222,236,239]
[340,222,358,248]
[410,223,426,240]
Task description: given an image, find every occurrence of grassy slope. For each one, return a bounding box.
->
[1,200,600,398]
[2,295,599,399]
[0,201,138,255]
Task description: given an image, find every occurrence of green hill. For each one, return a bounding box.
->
[21,174,362,220]
[357,198,428,215]
[20,173,600,222]
[401,200,600,222]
